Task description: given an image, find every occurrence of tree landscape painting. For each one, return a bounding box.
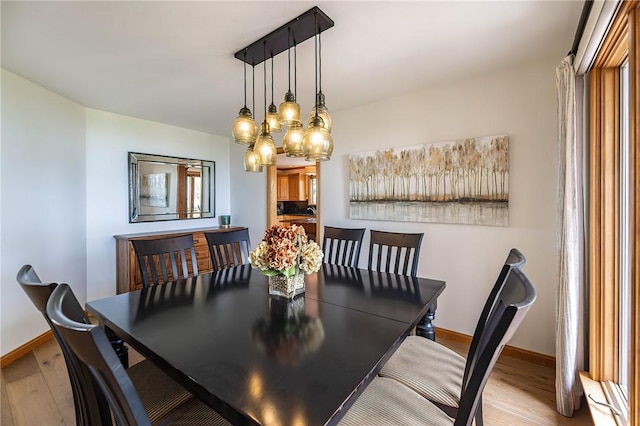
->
[349,134,509,226]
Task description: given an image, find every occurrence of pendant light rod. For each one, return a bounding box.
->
[318,20,323,94]
[263,42,267,116]
[243,51,248,108]
[270,55,275,104]
[234,6,333,66]
[287,28,292,92]
[293,41,297,97]
[314,13,319,118]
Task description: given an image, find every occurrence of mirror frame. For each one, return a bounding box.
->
[128,152,215,223]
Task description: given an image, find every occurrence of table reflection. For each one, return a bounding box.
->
[251,296,324,365]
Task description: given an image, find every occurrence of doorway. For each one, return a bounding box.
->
[266,149,321,241]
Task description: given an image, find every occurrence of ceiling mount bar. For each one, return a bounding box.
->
[234,6,334,66]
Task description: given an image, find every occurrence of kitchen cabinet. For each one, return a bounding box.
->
[277,172,307,201]
[277,175,289,201]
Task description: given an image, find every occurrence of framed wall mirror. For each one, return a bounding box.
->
[129,152,215,223]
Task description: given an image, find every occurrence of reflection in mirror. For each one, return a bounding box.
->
[129,152,215,223]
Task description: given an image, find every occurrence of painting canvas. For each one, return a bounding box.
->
[140,173,169,207]
[349,134,509,226]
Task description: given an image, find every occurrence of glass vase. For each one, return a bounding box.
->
[268,270,305,299]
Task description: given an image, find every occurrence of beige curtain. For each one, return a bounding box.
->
[555,55,585,416]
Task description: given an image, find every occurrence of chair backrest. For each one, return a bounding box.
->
[454,263,536,426]
[463,248,526,384]
[322,226,366,267]
[16,265,104,426]
[204,229,251,271]
[132,234,198,287]
[367,230,424,276]
[47,284,152,426]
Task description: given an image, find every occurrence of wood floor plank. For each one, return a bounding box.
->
[5,373,65,425]
[2,353,40,384]
[1,369,15,426]
[33,339,75,425]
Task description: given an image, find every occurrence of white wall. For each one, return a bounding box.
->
[331,58,560,355]
[85,109,231,301]
[233,58,560,356]
[1,70,86,356]
[1,72,233,355]
[229,141,268,245]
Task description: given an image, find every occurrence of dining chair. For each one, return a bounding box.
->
[322,226,366,267]
[367,230,424,276]
[204,228,251,271]
[46,283,232,426]
[16,265,87,426]
[131,234,198,287]
[16,265,195,425]
[378,248,527,425]
[339,260,536,426]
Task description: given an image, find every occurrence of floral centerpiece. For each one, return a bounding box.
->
[249,224,323,298]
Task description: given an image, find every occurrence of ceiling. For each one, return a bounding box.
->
[1,1,584,139]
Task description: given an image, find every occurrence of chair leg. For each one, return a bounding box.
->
[474,396,484,426]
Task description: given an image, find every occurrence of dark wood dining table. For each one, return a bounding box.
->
[86,264,446,425]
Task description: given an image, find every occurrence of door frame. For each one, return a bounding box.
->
[267,148,321,241]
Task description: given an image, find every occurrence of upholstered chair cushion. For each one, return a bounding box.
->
[379,335,466,408]
[338,376,454,426]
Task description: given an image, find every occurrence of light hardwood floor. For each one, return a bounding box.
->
[1,336,592,425]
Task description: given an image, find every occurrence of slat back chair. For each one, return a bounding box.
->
[454,265,536,425]
[131,234,198,287]
[378,248,527,425]
[204,229,251,271]
[339,263,536,426]
[368,230,424,276]
[463,248,526,385]
[48,283,153,425]
[16,265,95,426]
[46,284,231,426]
[322,226,366,267]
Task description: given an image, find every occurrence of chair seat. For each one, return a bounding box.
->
[162,398,232,426]
[338,377,454,426]
[379,335,466,408]
[128,360,193,423]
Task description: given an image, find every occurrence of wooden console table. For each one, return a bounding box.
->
[114,226,245,294]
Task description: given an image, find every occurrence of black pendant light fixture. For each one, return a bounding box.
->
[244,65,263,172]
[232,6,334,171]
[265,55,281,133]
[231,51,258,144]
[278,29,301,126]
[306,17,331,132]
[302,12,333,161]
[253,42,277,166]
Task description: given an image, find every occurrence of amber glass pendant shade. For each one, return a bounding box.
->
[254,122,277,166]
[232,107,258,144]
[278,91,300,126]
[307,92,332,132]
[282,121,305,157]
[266,104,281,133]
[302,116,333,161]
[244,145,263,172]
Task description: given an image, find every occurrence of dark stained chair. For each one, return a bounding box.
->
[46,283,231,426]
[378,249,527,425]
[322,226,366,267]
[131,234,198,287]
[340,257,536,426]
[16,265,194,425]
[204,228,251,271]
[367,230,424,276]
